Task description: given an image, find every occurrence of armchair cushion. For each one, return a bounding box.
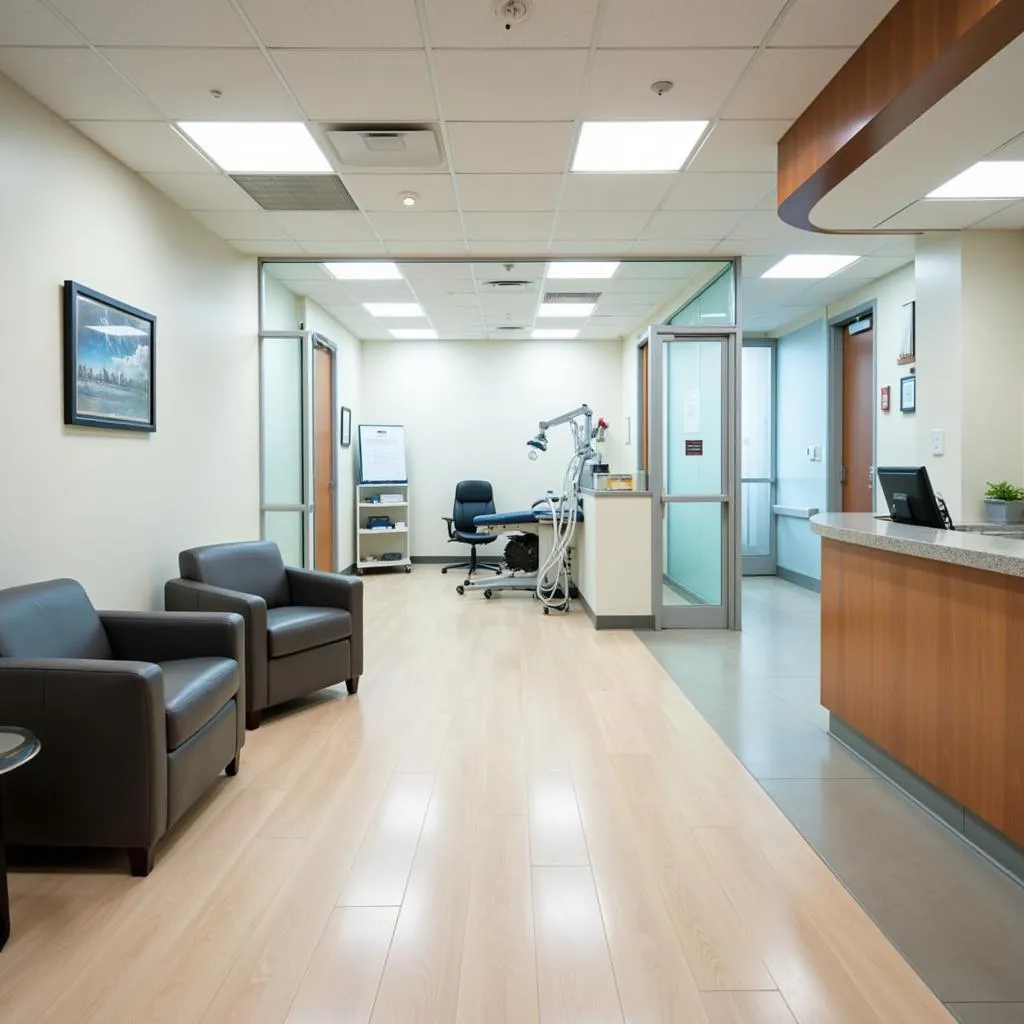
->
[159,657,239,750]
[0,578,111,660]
[266,606,352,659]
[179,541,290,609]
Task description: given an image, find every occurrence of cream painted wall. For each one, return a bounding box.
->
[360,339,626,557]
[302,299,361,570]
[0,72,259,608]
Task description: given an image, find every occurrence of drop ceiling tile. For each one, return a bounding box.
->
[342,174,456,212]
[434,49,588,121]
[194,210,292,240]
[600,0,788,47]
[299,239,388,255]
[687,119,791,173]
[548,240,637,254]
[972,200,1024,229]
[719,234,880,257]
[643,210,745,240]
[479,293,540,317]
[273,50,436,120]
[723,48,853,120]
[367,211,464,240]
[264,262,332,282]
[771,0,896,46]
[425,0,600,47]
[560,174,675,211]
[72,120,215,172]
[0,0,82,44]
[462,212,555,241]
[885,199,1021,230]
[236,0,423,47]
[758,187,778,210]
[582,48,753,119]
[229,239,305,255]
[47,0,252,46]
[142,172,261,211]
[473,260,546,281]
[447,122,575,174]
[102,48,300,120]
[386,240,470,255]
[663,172,775,211]
[725,209,805,239]
[554,211,653,240]
[993,133,1024,160]
[456,174,562,211]
[273,211,379,241]
[631,239,724,255]
[468,240,551,255]
[0,47,156,120]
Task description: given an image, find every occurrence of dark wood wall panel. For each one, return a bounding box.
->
[778,0,1024,231]
[821,539,1024,846]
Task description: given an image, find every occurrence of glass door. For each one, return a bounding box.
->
[649,327,740,629]
[741,341,776,575]
[259,332,309,566]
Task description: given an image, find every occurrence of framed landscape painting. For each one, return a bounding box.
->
[63,281,156,432]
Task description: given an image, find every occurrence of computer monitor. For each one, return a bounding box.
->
[877,466,954,529]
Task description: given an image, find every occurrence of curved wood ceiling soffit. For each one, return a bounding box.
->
[777,0,1024,234]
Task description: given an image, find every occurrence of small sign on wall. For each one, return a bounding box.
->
[685,439,704,456]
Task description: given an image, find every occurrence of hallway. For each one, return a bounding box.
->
[2,570,953,1023]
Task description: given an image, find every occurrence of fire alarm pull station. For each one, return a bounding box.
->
[881,386,891,412]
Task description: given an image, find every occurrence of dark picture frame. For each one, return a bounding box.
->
[900,374,916,413]
[63,281,156,432]
[340,406,352,447]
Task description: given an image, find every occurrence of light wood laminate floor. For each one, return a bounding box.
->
[1,570,953,1023]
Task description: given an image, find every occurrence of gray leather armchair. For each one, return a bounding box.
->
[164,541,363,730]
[0,579,245,876]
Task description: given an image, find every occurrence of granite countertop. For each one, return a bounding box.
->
[811,513,1024,577]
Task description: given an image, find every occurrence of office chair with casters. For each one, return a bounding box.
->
[441,480,504,579]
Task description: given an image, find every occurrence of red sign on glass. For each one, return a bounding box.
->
[685,439,704,456]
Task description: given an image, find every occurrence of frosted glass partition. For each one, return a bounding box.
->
[740,344,775,570]
[668,265,736,327]
[261,336,303,505]
[263,510,304,566]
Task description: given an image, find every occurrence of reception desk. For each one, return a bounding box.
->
[811,513,1024,871]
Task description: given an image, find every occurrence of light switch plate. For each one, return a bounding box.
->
[931,429,945,456]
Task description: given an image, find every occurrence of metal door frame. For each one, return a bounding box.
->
[648,325,742,630]
[741,338,777,576]
[258,330,337,569]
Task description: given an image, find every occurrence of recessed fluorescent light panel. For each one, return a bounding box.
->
[762,254,861,279]
[538,303,595,318]
[927,161,1024,199]
[390,328,437,339]
[324,262,401,280]
[532,329,579,339]
[547,262,620,279]
[363,303,424,318]
[177,122,331,174]
[572,121,708,173]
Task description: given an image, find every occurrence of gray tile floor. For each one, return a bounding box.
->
[641,578,1024,1024]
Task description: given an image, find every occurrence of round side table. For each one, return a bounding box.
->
[0,727,41,952]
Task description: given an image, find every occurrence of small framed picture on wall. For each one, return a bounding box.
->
[900,375,916,413]
[340,406,352,447]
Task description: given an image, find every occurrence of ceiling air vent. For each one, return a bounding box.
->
[230,174,358,211]
[543,291,602,303]
[494,325,526,332]
[481,279,536,292]
[327,127,445,170]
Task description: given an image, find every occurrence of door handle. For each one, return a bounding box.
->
[868,465,875,488]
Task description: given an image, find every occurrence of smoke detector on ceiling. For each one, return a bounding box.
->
[494,0,531,31]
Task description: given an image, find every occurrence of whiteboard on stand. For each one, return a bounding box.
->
[358,424,408,483]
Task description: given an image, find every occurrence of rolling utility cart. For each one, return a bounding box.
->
[356,483,411,574]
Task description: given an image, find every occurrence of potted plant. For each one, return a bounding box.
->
[984,481,1024,524]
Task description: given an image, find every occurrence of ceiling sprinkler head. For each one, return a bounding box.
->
[651,80,674,97]
[494,0,531,31]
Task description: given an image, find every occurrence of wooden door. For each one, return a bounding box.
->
[842,323,874,512]
[313,344,335,571]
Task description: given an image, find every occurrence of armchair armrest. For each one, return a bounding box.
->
[0,659,168,848]
[164,580,267,715]
[442,516,456,540]
[101,611,244,666]
[285,568,363,679]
